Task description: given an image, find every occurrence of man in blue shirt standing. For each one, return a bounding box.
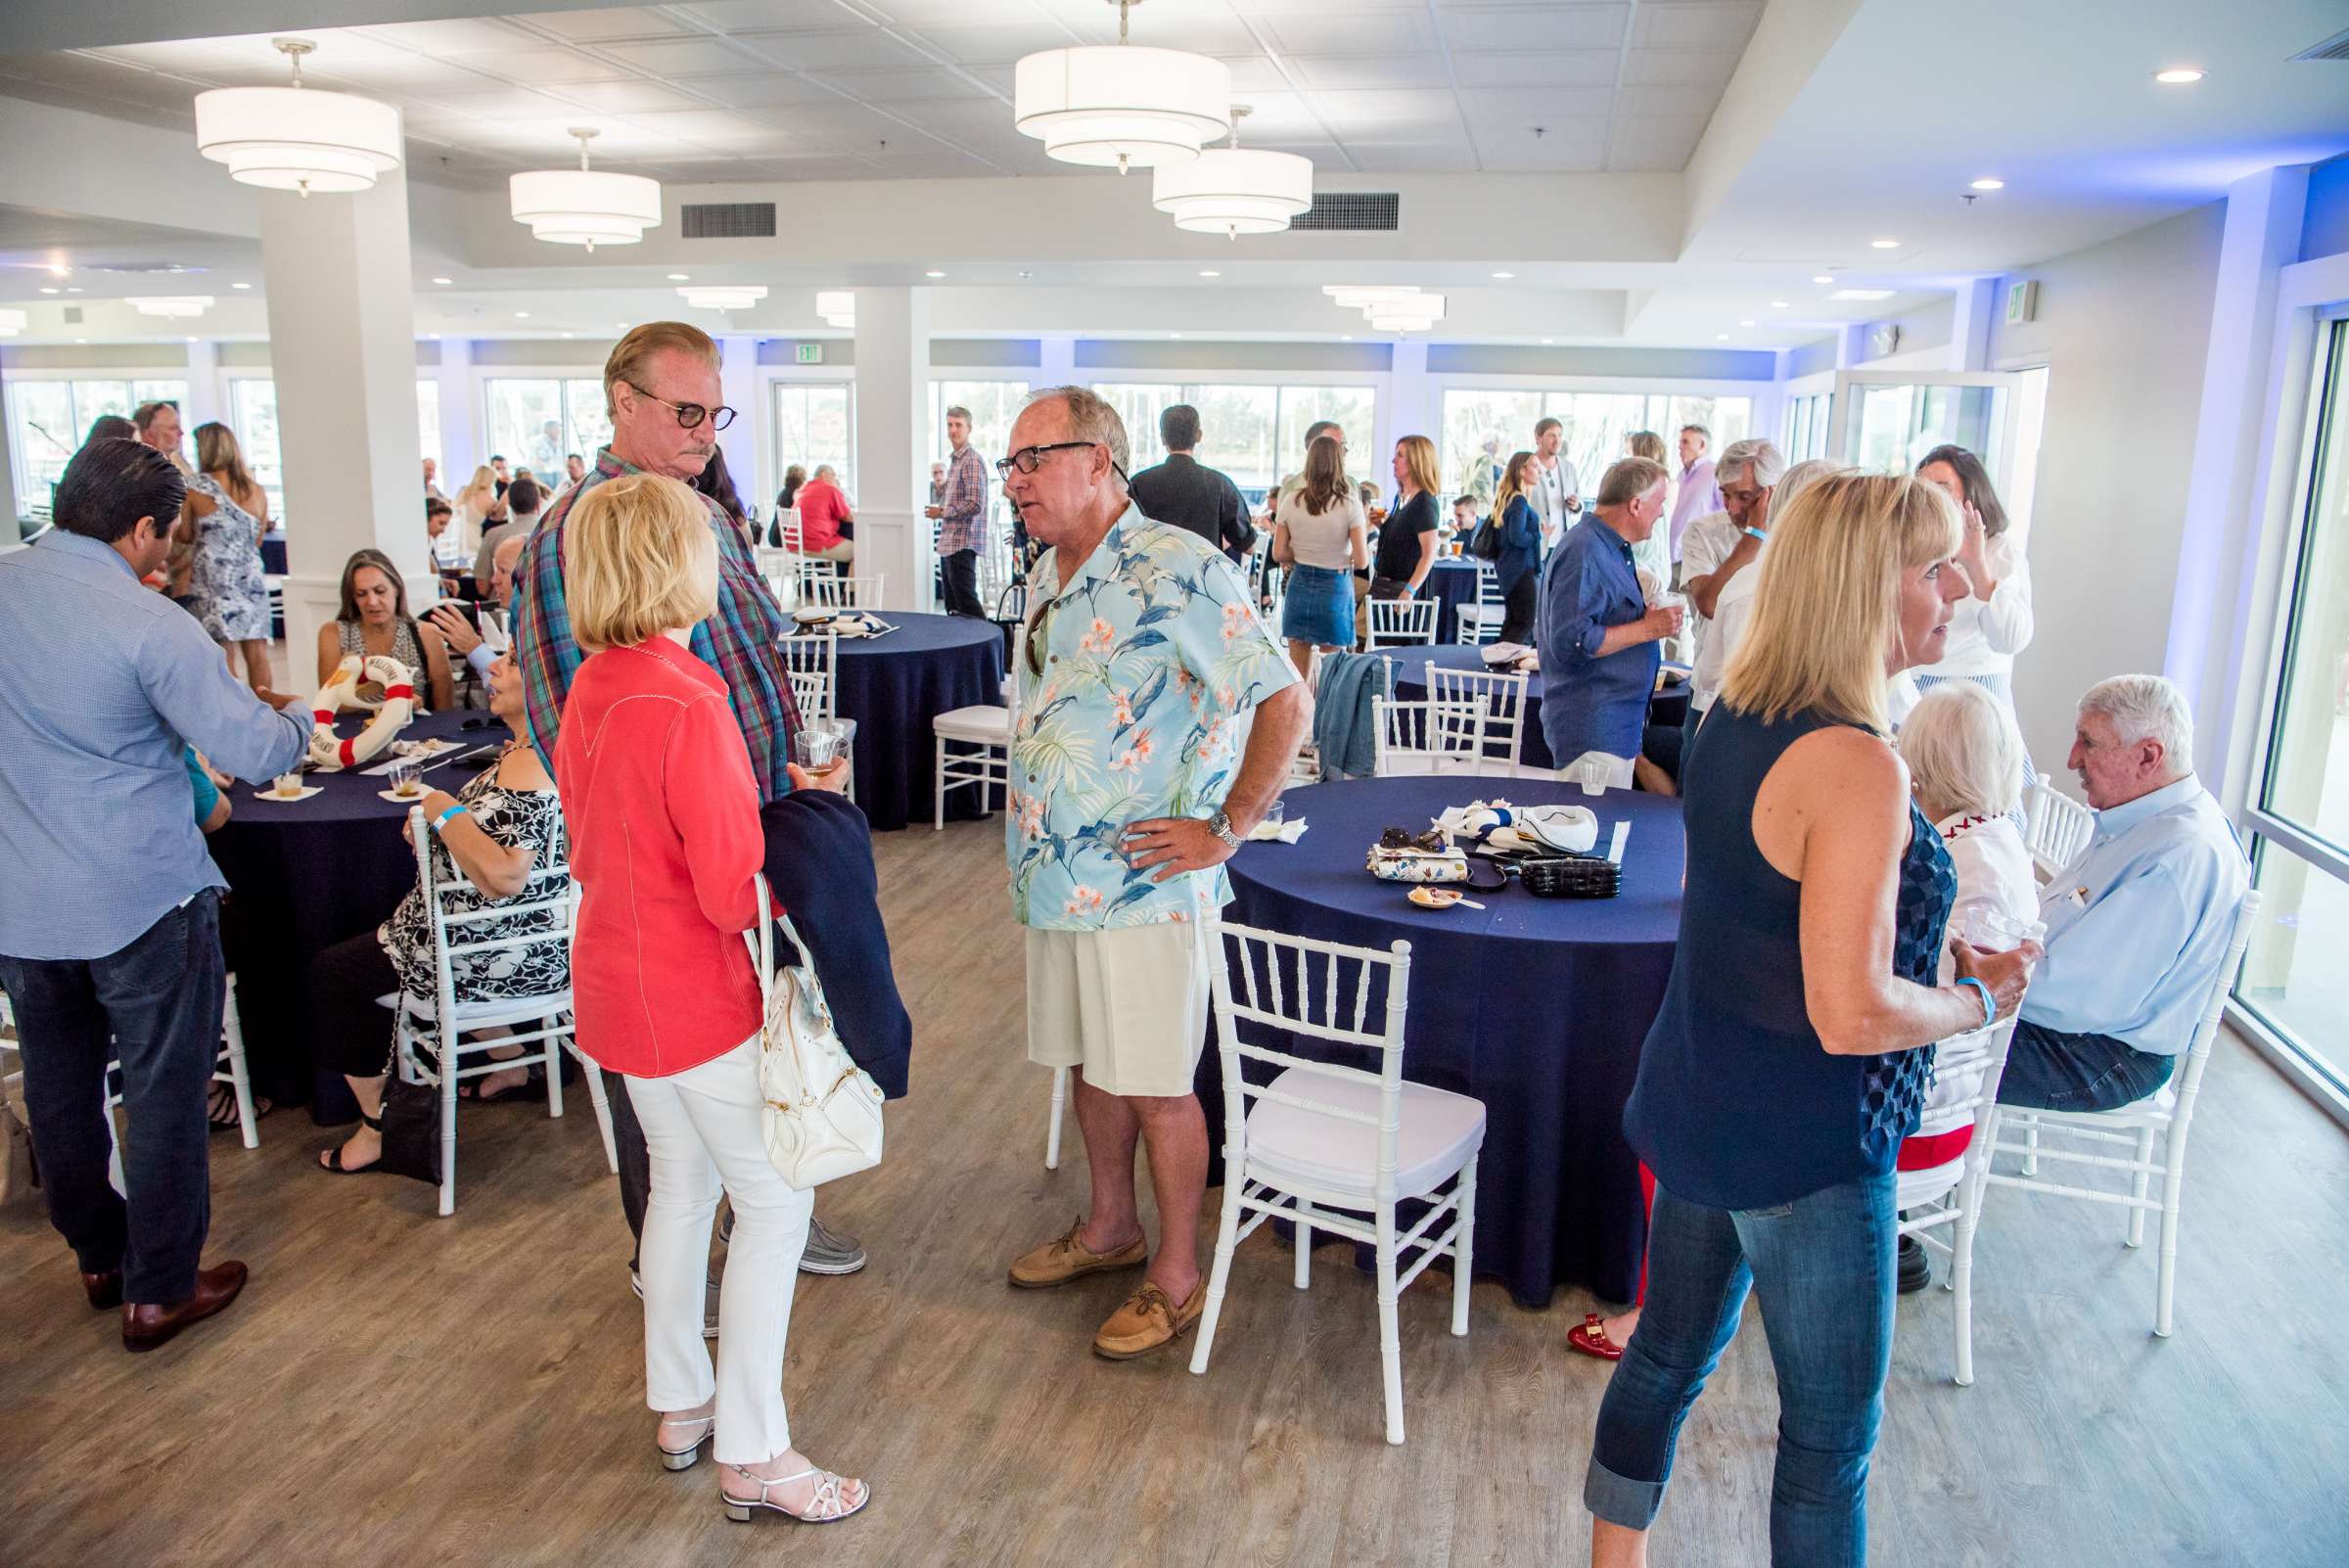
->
[0,438,310,1353]
[2001,674,2249,1112]
[1537,456,1682,788]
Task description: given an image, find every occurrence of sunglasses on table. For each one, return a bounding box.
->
[622,381,736,432]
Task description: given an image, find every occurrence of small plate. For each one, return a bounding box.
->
[258,785,323,803]
[1407,886,1467,910]
[377,789,431,806]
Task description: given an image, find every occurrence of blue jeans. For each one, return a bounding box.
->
[1586,1172,1897,1568]
[0,892,224,1304]
[1997,1021,2175,1112]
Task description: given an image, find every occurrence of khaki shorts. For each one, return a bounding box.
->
[1025,920,1213,1099]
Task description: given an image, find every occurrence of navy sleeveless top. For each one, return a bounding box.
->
[1624,703,1956,1210]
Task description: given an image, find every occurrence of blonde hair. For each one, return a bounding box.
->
[193,421,257,505]
[461,465,496,506]
[1395,434,1440,496]
[1626,430,1666,464]
[605,321,720,420]
[1491,450,1536,528]
[564,473,719,655]
[1899,682,2025,818]
[1596,456,1671,508]
[1719,472,1961,732]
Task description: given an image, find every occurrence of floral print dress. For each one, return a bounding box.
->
[186,473,272,642]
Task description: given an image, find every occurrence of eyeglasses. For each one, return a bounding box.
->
[995,441,1099,481]
[623,382,735,432]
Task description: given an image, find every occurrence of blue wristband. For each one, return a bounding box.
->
[1741,526,1767,542]
[1956,976,1995,1029]
[431,803,469,834]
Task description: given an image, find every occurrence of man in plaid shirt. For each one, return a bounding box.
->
[926,404,990,618]
[507,320,868,1281]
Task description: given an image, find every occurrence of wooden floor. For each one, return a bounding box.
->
[4,812,2346,1568]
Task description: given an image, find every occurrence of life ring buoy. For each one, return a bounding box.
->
[308,655,417,770]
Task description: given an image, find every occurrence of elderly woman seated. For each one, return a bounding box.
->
[308,653,566,1175]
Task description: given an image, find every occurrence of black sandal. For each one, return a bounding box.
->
[208,1083,272,1131]
[318,1110,385,1175]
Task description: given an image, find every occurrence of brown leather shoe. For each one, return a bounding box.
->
[1093,1278,1206,1360]
[81,1268,123,1311]
[1007,1217,1148,1290]
[122,1261,248,1353]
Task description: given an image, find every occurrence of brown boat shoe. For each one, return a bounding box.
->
[1092,1278,1206,1360]
[1007,1217,1148,1289]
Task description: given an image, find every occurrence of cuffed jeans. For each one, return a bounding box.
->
[625,1037,813,1465]
[0,891,224,1305]
[1997,1021,2175,1112]
[1586,1171,1896,1568]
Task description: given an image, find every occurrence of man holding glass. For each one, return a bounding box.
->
[508,320,868,1285]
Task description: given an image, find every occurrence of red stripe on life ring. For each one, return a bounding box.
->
[312,710,335,725]
[383,684,415,701]
[338,736,358,768]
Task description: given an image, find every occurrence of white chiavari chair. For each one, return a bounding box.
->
[1366,597,1438,648]
[1424,665,1533,777]
[1371,695,1488,777]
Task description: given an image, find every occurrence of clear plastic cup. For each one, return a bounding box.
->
[273,771,304,798]
[389,761,424,799]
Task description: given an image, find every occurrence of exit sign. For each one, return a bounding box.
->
[796,343,824,364]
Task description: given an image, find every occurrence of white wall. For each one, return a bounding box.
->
[1987,202,2228,773]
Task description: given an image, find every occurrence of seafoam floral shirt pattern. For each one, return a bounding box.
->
[1007,506,1297,931]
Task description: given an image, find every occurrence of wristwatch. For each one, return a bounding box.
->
[1206,807,1243,849]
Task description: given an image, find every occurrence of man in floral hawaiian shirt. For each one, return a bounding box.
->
[1001,386,1313,1360]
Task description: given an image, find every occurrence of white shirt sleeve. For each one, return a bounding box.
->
[1972,534,2034,657]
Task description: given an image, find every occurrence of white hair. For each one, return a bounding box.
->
[1024,384,1131,477]
[1898,681,2025,818]
[1716,438,1784,489]
[813,464,838,482]
[2080,673,2193,766]
[1774,459,1837,514]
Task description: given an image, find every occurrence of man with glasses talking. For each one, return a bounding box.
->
[507,320,870,1292]
[999,387,1313,1360]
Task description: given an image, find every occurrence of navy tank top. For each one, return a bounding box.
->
[1625,702,1955,1210]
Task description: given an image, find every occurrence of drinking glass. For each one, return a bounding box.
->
[389,761,423,799]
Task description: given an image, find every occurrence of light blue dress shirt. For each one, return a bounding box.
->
[0,530,311,960]
[2023,775,2248,1056]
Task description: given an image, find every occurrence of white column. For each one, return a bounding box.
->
[852,287,930,613]
[182,339,226,431]
[1834,323,1869,368]
[1037,335,1077,389]
[434,337,478,490]
[1383,340,1433,463]
[257,164,427,663]
[1948,278,2000,372]
[716,332,760,516]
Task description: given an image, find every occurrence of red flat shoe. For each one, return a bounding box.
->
[1567,1312,1625,1361]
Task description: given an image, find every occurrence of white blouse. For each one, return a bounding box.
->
[1913,810,2041,1145]
[1916,531,2033,680]
[1275,489,1366,572]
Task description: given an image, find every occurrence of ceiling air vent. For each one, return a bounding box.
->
[1290,192,1400,232]
[681,202,777,240]
[2290,26,2349,61]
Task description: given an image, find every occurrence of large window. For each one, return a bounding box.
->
[1442,388,1754,506]
[417,379,442,478]
[227,378,284,518]
[2236,316,2349,1093]
[5,377,190,521]
[772,383,854,501]
[1089,382,1376,501]
[1783,390,1831,461]
[484,377,608,487]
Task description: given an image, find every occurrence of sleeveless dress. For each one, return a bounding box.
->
[186,473,272,642]
[1625,702,1956,1211]
[338,618,432,715]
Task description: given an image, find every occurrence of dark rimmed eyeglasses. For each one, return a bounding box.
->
[623,382,736,432]
[995,441,1103,481]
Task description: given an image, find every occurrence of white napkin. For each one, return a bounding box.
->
[1249,817,1307,843]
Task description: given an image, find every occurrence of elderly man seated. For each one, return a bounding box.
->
[1999,674,2248,1113]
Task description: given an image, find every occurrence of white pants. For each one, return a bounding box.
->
[624,1036,813,1465]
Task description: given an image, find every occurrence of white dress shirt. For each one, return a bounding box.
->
[1678,510,1743,706]
[2023,775,2248,1055]
[1915,532,2033,680]
[1530,455,1579,548]
[1693,531,1764,715]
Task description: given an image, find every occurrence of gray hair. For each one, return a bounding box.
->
[1024,384,1130,477]
[1774,459,1837,514]
[1716,438,1784,490]
[1898,681,2025,818]
[2080,674,2193,766]
[813,464,838,483]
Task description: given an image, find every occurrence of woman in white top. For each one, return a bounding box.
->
[1911,444,2033,693]
[454,464,504,553]
[1271,436,1369,679]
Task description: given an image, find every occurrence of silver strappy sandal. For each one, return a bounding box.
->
[655,1413,714,1472]
[720,1462,870,1524]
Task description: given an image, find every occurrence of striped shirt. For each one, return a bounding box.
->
[936,441,990,555]
[508,447,803,804]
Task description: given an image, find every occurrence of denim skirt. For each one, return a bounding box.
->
[1280,563,1355,647]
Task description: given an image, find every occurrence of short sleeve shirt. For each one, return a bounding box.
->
[1008,507,1298,931]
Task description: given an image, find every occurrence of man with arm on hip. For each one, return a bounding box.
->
[1001,386,1313,1360]
[928,405,990,618]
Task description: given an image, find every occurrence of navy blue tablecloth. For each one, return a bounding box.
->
[259,533,286,575]
[815,611,1004,833]
[210,709,496,1122]
[1418,559,1484,642]
[1390,647,1693,770]
[1199,775,1684,1307]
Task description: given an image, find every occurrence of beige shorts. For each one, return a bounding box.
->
[1025,919,1213,1099]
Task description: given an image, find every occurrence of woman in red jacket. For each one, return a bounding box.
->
[555,473,868,1526]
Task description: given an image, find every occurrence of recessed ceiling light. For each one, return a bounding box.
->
[64,287,80,294]
[1198,269,1220,277]
[1540,337,1553,345]
[925,269,946,278]
[432,276,452,286]
[1970,177,2004,191]
[38,287,57,295]
[561,331,574,339]
[617,320,628,328]
[1771,300,1789,308]
[1716,333,1729,341]
[48,265,69,278]
[1870,238,1900,250]
[1739,319,1756,327]
[1170,332,1182,339]
[1830,288,1897,301]
[667,273,688,281]
[1492,271,1514,280]
[1812,274,1835,284]
[74,338,86,344]
[185,335,198,343]
[1340,334,1352,341]
[232,281,252,290]
[2153,67,2205,84]
[516,311,530,318]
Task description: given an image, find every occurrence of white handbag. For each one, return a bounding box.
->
[747,874,886,1190]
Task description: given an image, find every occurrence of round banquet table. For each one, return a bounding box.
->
[1389,646,1694,771]
[209,708,498,1123]
[815,610,1005,833]
[1417,558,1484,643]
[1197,774,1685,1307]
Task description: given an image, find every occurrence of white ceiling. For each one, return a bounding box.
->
[0,0,1765,187]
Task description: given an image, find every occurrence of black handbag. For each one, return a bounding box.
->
[1518,853,1622,899]
[375,1064,442,1186]
[1468,515,1501,561]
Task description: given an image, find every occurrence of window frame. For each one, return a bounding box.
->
[3,368,194,521]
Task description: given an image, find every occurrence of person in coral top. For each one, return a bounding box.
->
[553,472,868,1527]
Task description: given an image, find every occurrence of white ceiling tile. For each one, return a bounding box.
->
[827,68,993,103]
[1288,55,1436,92]
[444,45,634,84]
[550,79,718,114]
[304,54,508,94]
[1215,57,1292,94]
[1342,139,1479,174]
[413,85,603,121]
[675,0,879,29]
[1437,4,1629,53]
[736,30,931,69]
[686,73,859,107]
[622,108,786,142]
[1478,137,1607,171]
[354,18,543,53]
[1264,13,1437,55]
[594,36,767,74]
[1449,49,1620,89]
[87,40,252,71]
[857,146,1000,175]
[898,22,1090,66]
[1306,88,1461,130]
[1622,48,1739,89]
[1631,2,1761,50]
[516,8,704,42]
[1606,141,1692,173]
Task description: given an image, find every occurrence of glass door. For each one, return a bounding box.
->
[1827,367,2046,535]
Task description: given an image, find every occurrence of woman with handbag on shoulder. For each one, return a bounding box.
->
[1486,450,1544,644]
[553,471,868,1526]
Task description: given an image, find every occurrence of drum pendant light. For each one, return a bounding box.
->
[1151,107,1313,238]
[509,128,663,252]
[1014,0,1230,172]
[193,38,402,196]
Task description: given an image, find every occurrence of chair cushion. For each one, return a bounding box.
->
[1243,1065,1486,1202]
[934,705,1011,742]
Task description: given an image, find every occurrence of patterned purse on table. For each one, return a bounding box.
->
[746,874,885,1190]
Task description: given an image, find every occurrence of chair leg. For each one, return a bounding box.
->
[1451,1158,1478,1338]
[1044,1065,1067,1171]
[935,736,947,831]
[2022,1119,2040,1176]
[578,1046,619,1175]
[1375,1200,1405,1445]
[437,1031,460,1218]
[1952,1174,1986,1387]
[545,1020,566,1119]
[1294,1199,1313,1290]
[2125,1126,2154,1248]
[1188,1169,1247,1376]
[2155,1130,2188,1339]
[221,980,260,1149]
